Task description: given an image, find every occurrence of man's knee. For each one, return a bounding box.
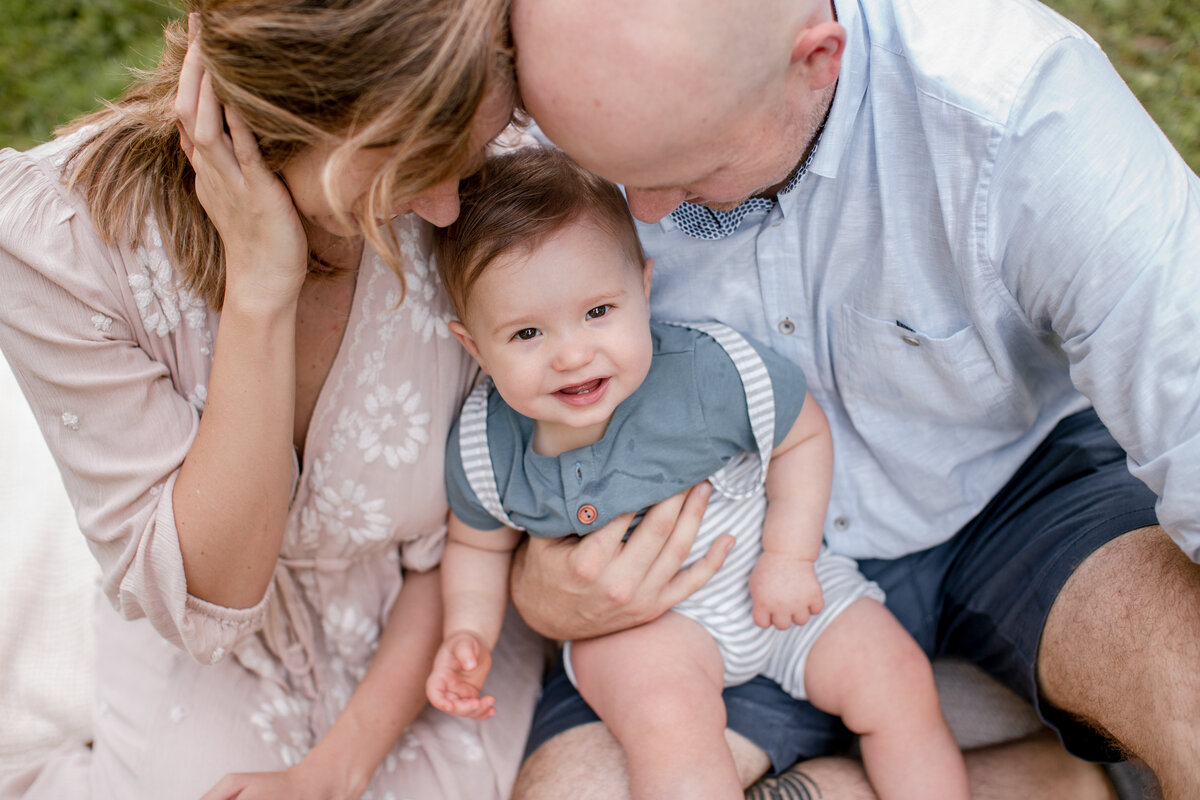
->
[1041,526,1200,687]
[512,723,631,800]
[1040,526,1200,761]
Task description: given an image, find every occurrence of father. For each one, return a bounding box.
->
[506,0,1200,797]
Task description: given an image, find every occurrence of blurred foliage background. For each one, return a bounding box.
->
[0,0,1197,170]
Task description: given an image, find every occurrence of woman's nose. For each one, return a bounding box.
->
[624,187,688,224]
[408,179,461,227]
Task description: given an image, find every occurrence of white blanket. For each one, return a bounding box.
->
[0,355,97,782]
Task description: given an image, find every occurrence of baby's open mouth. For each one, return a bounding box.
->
[558,378,604,396]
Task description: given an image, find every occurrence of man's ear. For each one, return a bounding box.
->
[448,319,488,372]
[790,21,846,91]
[642,257,654,301]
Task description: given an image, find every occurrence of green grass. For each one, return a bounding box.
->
[0,0,178,151]
[0,0,1196,169]
[1045,0,1200,170]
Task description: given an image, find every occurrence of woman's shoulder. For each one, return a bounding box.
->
[0,132,98,248]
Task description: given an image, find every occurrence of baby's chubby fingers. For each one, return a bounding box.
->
[449,635,480,672]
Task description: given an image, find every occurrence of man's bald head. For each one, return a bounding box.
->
[512,0,843,221]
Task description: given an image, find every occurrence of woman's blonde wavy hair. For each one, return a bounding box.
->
[60,0,513,309]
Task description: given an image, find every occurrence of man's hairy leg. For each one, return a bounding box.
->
[1040,525,1200,799]
[511,724,767,800]
[513,724,1114,800]
[747,733,1114,800]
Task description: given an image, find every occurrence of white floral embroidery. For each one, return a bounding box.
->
[455,728,486,762]
[187,383,208,412]
[331,382,431,470]
[396,730,422,762]
[323,602,380,663]
[128,221,208,338]
[250,685,312,767]
[90,314,113,332]
[303,469,392,545]
[395,266,454,343]
[61,412,79,431]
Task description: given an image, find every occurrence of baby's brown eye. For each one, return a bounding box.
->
[514,328,539,341]
[586,305,610,319]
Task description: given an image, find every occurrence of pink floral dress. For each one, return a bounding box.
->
[0,135,543,800]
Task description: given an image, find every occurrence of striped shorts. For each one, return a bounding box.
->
[563,467,884,700]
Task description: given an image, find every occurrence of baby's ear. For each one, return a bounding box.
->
[448,320,487,370]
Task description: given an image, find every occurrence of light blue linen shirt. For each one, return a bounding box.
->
[638,0,1200,560]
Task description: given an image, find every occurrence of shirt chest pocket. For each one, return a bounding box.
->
[832,304,1033,436]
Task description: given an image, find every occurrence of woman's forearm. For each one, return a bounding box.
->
[306,567,444,797]
[174,295,298,608]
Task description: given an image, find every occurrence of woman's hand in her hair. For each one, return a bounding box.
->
[174,13,308,311]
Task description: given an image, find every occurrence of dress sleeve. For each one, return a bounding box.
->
[0,147,268,663]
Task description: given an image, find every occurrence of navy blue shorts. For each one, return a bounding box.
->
[522,408,1159,771]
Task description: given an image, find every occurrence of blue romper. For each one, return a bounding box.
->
[447,321,882,699]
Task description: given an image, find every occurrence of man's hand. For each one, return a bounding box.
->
[510,483,733,640]
[750,553,824,629]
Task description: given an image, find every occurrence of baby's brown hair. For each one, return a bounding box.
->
[432,147,645,318]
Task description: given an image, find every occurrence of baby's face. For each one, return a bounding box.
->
[453,220,653,454]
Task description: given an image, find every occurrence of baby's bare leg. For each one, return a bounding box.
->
[804,598,970,800]
[570,611,742,800]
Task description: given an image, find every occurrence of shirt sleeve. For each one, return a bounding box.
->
[692,330,808,452]
[987,37,1200,559]
[0,147,268,663]
[444,414,507,531]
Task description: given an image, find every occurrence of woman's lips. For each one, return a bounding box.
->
[554,377,609,407]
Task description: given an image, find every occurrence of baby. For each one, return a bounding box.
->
[426,148,968,800]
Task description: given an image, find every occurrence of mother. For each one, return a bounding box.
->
[0,1,544,797]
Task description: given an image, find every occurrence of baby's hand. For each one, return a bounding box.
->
[426,631,496,720]
[750,553,824,630]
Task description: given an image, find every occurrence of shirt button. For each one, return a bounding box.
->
[833,516,850,531]
[902,335,920,347]
[577,504,598,525]
[778,319,796,335]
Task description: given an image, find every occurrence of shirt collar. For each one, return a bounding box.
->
[665,0,868,239]
[806,0,868,182]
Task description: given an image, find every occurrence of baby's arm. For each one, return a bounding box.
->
[750,390,834,629]
[426,513,523,720]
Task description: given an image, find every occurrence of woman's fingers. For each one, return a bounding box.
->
[193,71,239,172]
[176,121,195,162]
[197,773,246,800]
[225,106,266,178]
[174,14,204,152]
